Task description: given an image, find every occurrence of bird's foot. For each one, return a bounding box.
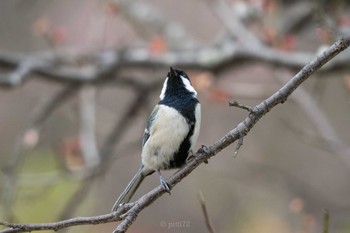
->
[158,171,171,194]
[199,145,209,164]
[185,150,195,163]
[199,145,209,154]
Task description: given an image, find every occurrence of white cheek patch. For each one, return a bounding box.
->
[180,76,197,96]
[159,78,168,100]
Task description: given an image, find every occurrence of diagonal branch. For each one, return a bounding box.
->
[114,36,350,232]
[1,36,349,233]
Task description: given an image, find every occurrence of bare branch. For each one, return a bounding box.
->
[0,204,133,233]
[227,101,250,157]
[1,36,349,233]
[229,100,253,112]
[79,86,100,169]
[0,50,120,87]
[113,36,350,233]
[234,132,244,158]
[1,36,350,87]
[198,191,217,233]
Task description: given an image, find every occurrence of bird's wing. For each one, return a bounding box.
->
[142,105,159,147]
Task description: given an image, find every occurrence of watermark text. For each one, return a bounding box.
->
[160,220,191,229]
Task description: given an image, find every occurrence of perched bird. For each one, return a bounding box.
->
[112,67,201,211]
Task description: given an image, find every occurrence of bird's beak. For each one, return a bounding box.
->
[170,67,176,77]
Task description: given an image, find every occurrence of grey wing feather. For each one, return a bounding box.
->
[112,106,160,212]
[111,165,154,211]
[111,165,145,211]
[142,105,159,147]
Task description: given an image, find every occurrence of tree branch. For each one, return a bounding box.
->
[198,191,217,233]
[0,204,133,233]
[0,50,120,87]
[1,36,349,233]
[1,36,350,88]
[113,36,350,232]
[79,86,100,169]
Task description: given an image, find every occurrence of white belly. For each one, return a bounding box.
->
[141,105,190,170]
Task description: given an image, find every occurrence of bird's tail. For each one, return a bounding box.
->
[112,165,152,212]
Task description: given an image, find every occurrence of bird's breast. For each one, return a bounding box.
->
[141,105,190,171]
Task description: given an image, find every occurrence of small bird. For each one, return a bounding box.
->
[112,67,201,211]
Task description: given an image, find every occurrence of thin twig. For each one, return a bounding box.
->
[229,101,253,112]
[197,191,217,233]
[323,209,330,233]
[234,134,244,158]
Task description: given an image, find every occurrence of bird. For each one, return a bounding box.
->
[111,67,201,211]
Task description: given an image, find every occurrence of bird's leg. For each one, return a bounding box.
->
[157,170,171,194]
[185,149,195,163]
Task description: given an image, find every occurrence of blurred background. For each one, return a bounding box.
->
[1,0,350,232]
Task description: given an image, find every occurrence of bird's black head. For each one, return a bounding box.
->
[159,67,197,100]
[168,67,190,81]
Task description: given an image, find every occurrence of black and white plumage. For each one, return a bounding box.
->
[112,67,201,211]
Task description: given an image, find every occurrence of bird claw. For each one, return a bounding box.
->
[199,145,209,153]
[199,145,209,164]
[159,175,172,195]
[185,150,196,163]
